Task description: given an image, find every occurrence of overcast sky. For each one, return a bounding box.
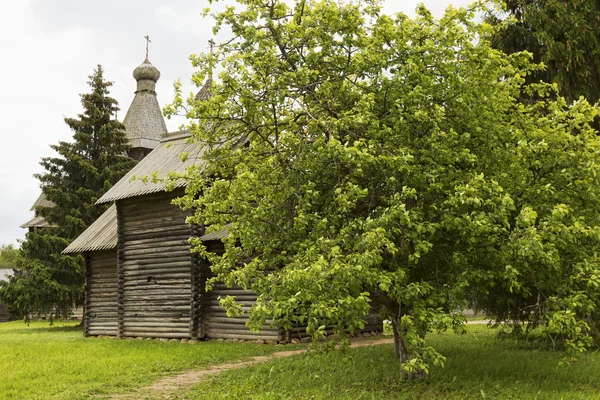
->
[0,0,473,246]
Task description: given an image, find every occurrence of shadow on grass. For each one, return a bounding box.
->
[0,320,82,335]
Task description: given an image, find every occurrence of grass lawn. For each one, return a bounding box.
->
[0,320,287,399]
[187,325,600,399]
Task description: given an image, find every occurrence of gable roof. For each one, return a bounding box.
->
[20,215,53,229]
[30,193,54,211]
[63,205,117,254]
[97,131,206,204]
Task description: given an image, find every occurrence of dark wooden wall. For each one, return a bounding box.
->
[203,241,282,342]
[85,250,118,336]
[0,303,10,322]
[82,189,381,341]
[117,191,194,339]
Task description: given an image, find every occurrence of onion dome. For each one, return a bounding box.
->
[133,58,161,82]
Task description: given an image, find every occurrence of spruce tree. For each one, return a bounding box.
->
[0,65,136,320]
[487,0,600,103]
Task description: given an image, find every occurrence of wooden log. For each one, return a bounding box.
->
[123,301,191,308]
[206,331,279,340]
[122,229,191,242]
[209,300,258,307]
[121,317,190,323]
[122,252,191,262]
[123,218,190,232]
[87,306,119,312]
[123,312,191,318]
[122,326,189,333]
[121,200,188,215]
[207,316,274,324]
[125,242,190,253]
[123,271,191,280]
[121,332,190,339]
[88,283,119,290]
[122,321,190,328]
[121,196,187,210]
[111,294,190,302]
[122,245,191,257]
[123,284,192,292]
[122,291,191,299]
[123,309,190,316]
[207,322,278,331]
[88,330,118,336]
[124,236,190,247]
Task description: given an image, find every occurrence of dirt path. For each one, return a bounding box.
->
[109,321,492,399]
[109,337,394,400]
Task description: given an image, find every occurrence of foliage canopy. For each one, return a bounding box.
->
[0,244,18,271]
[169,0,600,377]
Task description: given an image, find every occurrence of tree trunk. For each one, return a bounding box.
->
[391,316,425,380]
[391,317,401,358]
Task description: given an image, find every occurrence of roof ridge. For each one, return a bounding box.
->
[160,129,191,143]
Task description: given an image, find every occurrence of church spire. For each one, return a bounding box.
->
[122,35,168,160]
[195,39,215,101]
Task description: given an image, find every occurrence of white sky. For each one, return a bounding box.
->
[0,0,473,246]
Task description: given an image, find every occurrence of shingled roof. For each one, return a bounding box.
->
[21,192,55,229]
[20,215,53,229]
[200,225,229,241]
[29,193,54,211]
[123,58,168,150]
[96,131,206,204]
[63,205,117,254]
[195,78,213,101]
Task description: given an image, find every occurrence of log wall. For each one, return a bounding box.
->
[85,250,118,336]
[204,241,282,341]
[88,189,382,342]
[117,191,194,339]
[0,303,10,322]
[203,242,382,341]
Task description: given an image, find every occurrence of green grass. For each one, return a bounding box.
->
[187,325,600,399]
[3,321,599,399]
[0,321,289,399]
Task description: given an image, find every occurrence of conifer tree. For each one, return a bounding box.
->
[0,65,136,320]
[487,0,600,103]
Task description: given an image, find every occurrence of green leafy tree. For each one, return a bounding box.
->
[487,0,600,103]
[0,65,136,321]
[169,0,600,378]
[0,244,18,270]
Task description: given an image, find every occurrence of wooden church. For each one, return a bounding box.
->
[62,56,381,341]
